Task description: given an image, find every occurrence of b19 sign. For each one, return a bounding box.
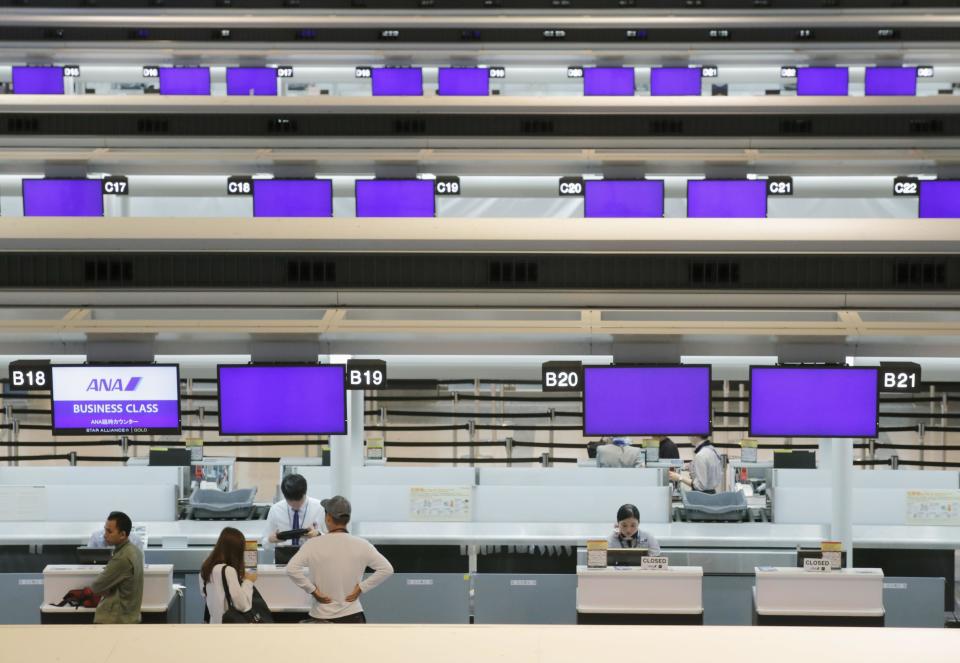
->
[879,362,922,393]
[346,360,387,390]
[542,361,583,392]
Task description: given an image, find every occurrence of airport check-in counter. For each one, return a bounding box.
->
[753,567,885,627]
[576,565,704,625]
[0,466,955,625]
[40,564,178,624]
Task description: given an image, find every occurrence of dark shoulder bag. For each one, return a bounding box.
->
[221,565,274,624]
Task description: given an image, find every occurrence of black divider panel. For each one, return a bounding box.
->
[376,545,468,573]
[477,549,577,573]
[0,545,79,573]
[0,253,956,291]
[854,548,955,611]
[1,112,959,140]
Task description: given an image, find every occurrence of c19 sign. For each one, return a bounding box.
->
[542,361,583,392]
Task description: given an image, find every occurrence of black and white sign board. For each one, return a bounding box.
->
[879,362,922,393]
[542,361,583,392]
[346,360,387,390]
[8,361,52,391]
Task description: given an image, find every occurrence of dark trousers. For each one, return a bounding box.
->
[302,612,367,624]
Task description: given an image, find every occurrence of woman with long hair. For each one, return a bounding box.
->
[200,527,255,623]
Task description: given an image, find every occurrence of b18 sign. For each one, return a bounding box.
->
[9,361,51,391]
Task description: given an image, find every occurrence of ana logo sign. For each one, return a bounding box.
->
[86,377,142,392]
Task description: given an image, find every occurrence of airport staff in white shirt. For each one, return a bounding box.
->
[607,503,661,554]
[671,435,724,494]
[286,495,394,624]
[263,473,324,548]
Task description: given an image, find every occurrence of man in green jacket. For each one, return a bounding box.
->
[91,511,144,624]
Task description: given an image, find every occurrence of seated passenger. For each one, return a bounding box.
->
[607,503,661,554]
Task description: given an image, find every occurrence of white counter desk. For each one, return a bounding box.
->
[40,564,178,624]
[576,565,703,625]
[251,564,311,622]
[754,567,885,627]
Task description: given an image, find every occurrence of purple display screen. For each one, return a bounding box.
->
[12,66,64,94]
[797,67,849,96]
[749,367,879,438]
[226,67,278,96]
[918,180,960,219]
[583,366,712,436]
[584,180,664,218]
[159,67,211,95]
[650,68,701,96]
[22,179,104,217]
[218,365,347,436]
[355,179,435,217]
[864,67,917,96]
[253,179,333,217]
[438,68,489,96]
[372,68,423,96]
[583,68,635,96]
[51,365,181,435]
[687,180,767,218]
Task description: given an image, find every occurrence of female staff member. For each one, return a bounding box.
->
[608,503,661,554]
[200,527,256,624]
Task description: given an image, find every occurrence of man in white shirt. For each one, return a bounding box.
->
[690,436,723,493]
[263,474,325,549]
[286,495,393,623]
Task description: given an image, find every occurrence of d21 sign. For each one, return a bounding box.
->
[346,360,387,390]
[542,361,583,392]
[879,362,922,393]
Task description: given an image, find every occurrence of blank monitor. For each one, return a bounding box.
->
[584,180,664,218]
[796,67,849,96]
[918,180,960,219]
[438,68,489,96]
[583,67,635,96]
[865,67,917,96]
[252,179,333,217]
[372,68,423,96]
[22,179,104,217]
[12,66,64,94]
[686,179,767,218]
[226,67,278,96]
[583,365,712,436]
[159,67,211,95]
[650,68,701,96]
[749,366,879,438]
[217,364,347,436]
[355,179,435,217]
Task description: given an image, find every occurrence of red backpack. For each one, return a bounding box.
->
[54,587,103,609]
